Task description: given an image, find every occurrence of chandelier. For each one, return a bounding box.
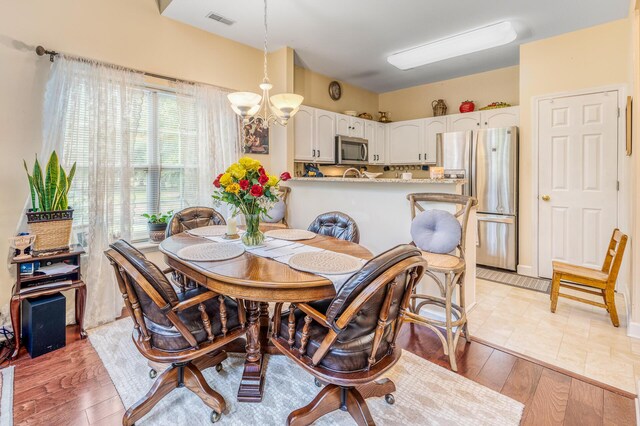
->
[227,0,303,127]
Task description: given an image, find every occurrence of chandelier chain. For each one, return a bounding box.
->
[263,0,268,81]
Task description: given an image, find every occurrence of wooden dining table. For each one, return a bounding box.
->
[159,228,373,403]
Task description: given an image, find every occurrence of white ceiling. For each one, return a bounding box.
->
[161,0,629,93]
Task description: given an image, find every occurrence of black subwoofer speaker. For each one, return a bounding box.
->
[21,292,66,358]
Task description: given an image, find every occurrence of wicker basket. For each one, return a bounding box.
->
[26,209,73,255]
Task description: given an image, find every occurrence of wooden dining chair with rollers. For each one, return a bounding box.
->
[104,240,247,425]
[403,193,477,372]
[271,245,427,425]
[550,228,628,327]
[165,207,227,293]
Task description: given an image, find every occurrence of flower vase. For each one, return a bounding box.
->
[242,213,264,247]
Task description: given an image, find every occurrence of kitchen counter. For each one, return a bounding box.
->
[283,178,476,312]
[290,177,466,184]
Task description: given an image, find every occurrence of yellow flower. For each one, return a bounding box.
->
[225,183,240,194]
[239,156,261,171]
[219,173,233,186]
[267,174,279,187]
[228,164,247,180]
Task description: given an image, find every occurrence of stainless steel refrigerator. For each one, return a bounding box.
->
[436,127,518,271]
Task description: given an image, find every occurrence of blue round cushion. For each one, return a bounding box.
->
[261,200,286,223]
[410,209,462,254]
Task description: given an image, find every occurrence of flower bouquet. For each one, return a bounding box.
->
[213,157,291,246]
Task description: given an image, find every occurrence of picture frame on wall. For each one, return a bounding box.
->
[243,118,269,154]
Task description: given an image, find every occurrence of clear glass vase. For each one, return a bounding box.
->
[242,213,264,247]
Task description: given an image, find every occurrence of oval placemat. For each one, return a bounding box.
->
[288,251,363,275]
[186,225,228,237]
[264,229,317,241]
[177,242,245,262]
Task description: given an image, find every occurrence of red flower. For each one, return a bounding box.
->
[239,179,250,190]
[280,172,292,181]
[213,173,223,188]
[258,174,269,185]
[250,184,264,197]
[258,167,266,176]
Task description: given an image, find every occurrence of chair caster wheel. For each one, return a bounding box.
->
[149,369,157,379]
[211,410,222,423]
[385,394,395,405]
[215,363,223,372]
[314,378,323,387]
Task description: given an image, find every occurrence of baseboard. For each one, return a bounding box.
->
[636,396,640,426]
[628,321,640,339]
[517,264,535,277]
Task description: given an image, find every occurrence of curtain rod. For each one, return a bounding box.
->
[35,45,232,92]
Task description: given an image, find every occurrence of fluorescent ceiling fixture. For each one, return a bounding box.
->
[387,21,517,70]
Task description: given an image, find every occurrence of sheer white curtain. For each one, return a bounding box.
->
[42,55,145,328]
[174,81,241,217]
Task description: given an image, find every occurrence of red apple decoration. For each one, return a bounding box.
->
[459,100,475,113]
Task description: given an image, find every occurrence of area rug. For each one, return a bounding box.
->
[0,366,14,426]
[89,319,523,425]
[477,267,551,293]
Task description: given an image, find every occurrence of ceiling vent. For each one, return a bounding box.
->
[206,12,235,26]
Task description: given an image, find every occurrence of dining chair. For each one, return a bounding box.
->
[271,245,427,425]
[550,228,628,326]
[403,192,477,371]
[104,240,247,425]
[307,211,360,243]
[165,207,226,292]
[261,186,291,228]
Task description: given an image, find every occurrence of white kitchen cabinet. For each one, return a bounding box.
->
[423,116,446,164]
[294,106,335,163]
[293,105,315,162]
[315,109,336,163]
[336,114,365,138]
[447,112,481,132]
[364,121,387,164]
[388,119,424,164]
[480,106,519,128]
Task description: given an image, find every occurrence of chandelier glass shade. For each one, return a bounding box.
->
[227,0,303,127]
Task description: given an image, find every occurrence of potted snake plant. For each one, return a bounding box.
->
[23,151,76,254]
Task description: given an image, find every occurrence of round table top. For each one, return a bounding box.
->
[159,230,373,302]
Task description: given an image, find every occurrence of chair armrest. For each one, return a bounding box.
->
[172,290,218,312]
[162,267,174,274]
[296,303,331,328]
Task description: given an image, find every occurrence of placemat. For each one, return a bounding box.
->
[186,225,228,237]
[264,229,317,241]
[177,242,245,261]
[288,251,363,275]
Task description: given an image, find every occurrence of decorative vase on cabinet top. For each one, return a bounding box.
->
[432,99,447,116]
[459,101,475,113]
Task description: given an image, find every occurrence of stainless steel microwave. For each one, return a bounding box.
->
[335,135,368,165]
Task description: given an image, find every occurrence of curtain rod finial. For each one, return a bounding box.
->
[36,45,58,62]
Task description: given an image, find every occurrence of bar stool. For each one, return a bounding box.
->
[403,193,477,371]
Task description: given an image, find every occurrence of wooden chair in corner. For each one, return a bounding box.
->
[271,245,427,425]
[550,228,628,327]
[104,240,247,425]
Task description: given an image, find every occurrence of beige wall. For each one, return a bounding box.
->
[0,0,279,321]
[518,19,632,278]
[378,66,520,121]
[294,66,379,116]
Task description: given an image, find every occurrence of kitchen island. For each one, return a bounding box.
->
[283,177,476,311]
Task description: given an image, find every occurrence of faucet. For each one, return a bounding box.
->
[342,168,362,178]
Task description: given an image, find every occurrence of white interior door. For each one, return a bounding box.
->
[538,91,618,278]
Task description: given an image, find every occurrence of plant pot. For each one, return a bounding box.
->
[242,214,264,247]
[148,223,168,243]
[459,101,475,113]
[26,209,74,255]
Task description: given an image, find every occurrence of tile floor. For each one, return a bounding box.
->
[468,278,640,394]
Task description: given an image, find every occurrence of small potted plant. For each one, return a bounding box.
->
[142,210,174,243]
[23,151,76,255]
[213,157,291,247]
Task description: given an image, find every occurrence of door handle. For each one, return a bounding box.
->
[317,150,320,157]
[312,149,316,157]
[541,195,551,201]
[419,153,421,161]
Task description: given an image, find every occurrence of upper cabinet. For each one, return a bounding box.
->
[480,106,519,128]
[364,121,387,164]
[447,112,481,132]
[423,117,446,164]
[388,119,424,164]
[294,106,336,164]
[336,114,365,138]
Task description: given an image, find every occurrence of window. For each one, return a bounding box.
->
[66,87,199,242]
